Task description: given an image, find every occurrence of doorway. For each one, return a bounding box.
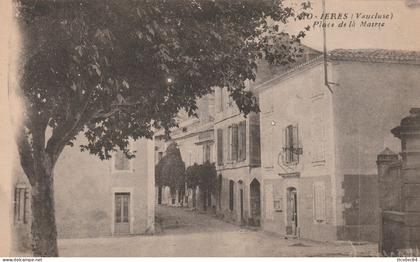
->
[114,193,130,234]
[250,179,261,226]
[158,187,162,204]
[286,187,298,236]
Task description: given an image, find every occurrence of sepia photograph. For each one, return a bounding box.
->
[0,0,419,259]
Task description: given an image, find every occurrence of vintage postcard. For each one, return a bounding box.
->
[0,0,419,258]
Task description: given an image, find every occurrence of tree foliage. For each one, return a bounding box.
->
[185,161,217,193]
[155,142,185,190]
[16,0,310,163]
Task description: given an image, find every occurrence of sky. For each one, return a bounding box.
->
[284,0,420,51]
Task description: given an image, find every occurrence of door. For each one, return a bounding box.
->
[158,187,162,205]
[114,193,130,234]
[286,188,298,236]
[250,179,261,226]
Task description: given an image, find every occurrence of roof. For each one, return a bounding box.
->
[329,49,420,65]
[249,46,322,89]
[253,48,420,92]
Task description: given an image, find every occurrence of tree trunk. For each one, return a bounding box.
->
[30,170,59,257]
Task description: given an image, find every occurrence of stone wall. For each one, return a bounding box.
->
[378,108,420,256]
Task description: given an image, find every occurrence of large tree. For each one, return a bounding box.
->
[155,142,185,193]
[14,0,309,256]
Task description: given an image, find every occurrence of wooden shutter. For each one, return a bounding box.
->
[249,115,261,167]
[284,126,291,163]
[284,125,299,164]
[238,121,246,161]
[314,182,326,222]
[226,126,231,161]
[216,88,221,112]
[292,125,299,163]
[311,116,325,162]
[220,88,225,112]
[13,187,17,223]
[232,124,238,161]
[217,129,224,166]
[229,180,234,211]
[23,188,28,224]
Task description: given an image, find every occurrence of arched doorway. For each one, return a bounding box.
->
[250,179,261,226]
[286,187,298,236]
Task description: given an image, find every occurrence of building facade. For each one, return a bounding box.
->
[155,94,216,210]
[258,49,420,242]
[12,137,155,252]
[213,86,262,225]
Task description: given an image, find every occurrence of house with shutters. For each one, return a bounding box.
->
[257,48,420,242]
[214,86,262,226]
[12,137,155,252]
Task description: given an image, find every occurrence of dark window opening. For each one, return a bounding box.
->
[229,180,234,211]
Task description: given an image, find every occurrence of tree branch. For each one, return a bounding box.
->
[45,83,96,166]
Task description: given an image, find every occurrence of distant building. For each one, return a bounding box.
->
[155,94,216,210]
[12,137,155,252]
[257,48,420,242]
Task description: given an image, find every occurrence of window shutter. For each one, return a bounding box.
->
[220,88,225,112]
[232,124,238,161]
[229,180,234,211]
[226,126,231,161]
[314,182,326,222]
[23,188,28,224]
[14,187,17,223]
[284,127,289,163]
[217,129,224,166]
[292,125,299,163]
[249,116,261,167]
[238,121,246,161]
[216,88,221,112]
[311,116,325,162]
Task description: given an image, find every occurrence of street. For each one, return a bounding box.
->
[58,206,378,257]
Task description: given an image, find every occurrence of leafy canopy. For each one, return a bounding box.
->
[185,161,217,193]
[155,142,185,189]
[16,0,310,163]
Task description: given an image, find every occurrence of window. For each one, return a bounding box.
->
[226,126,231,162]
[217,129,224,166]
[114,150,131,171]
[14,186,29,224]
[313,182,326,223]
[238,121,246,161]
[231,124,238,161]
[311,97,325,164]
[229,180,234,211]
[311,116,325,163]
[283,125,300,164]
[203,144,211,163]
